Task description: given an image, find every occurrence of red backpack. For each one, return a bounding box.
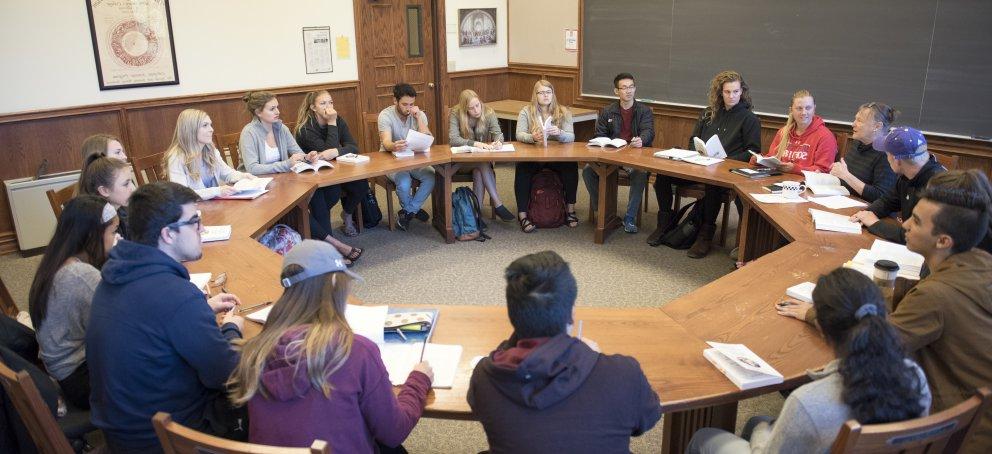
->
[528,169,566,228]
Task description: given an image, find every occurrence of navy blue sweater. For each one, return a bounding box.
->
[86,240,241,448]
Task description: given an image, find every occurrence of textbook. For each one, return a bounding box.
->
[587,137,627,149]
[336,153,370,164]
[809,208,862,234]
[703,342,783,390]
[730,167,781,179]
[201,225,231,242]
[845,240,924,280]
[786,282,816,303]
[450,143,516,153]
[291,159,333,173]
[802,171,850,196]
[218,177,273,200]
[748,151,782,168]
[653,148,724,166]
[693,134,728,159]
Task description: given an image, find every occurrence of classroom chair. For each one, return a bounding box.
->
[673,183,735,246]
[830,387,991,453]
[0,277,17,318]
[216,132,242,169]
[45,184,77,219]
[153,412,329,454]
[587,167,646,227]
[131,152,167,185]
[364,112,417,230]
[932,152,959,171]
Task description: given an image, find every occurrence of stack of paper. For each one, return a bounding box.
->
[451,143,515,153]
[703,342,783,390]
[807,195,868,210]
[802,171,850,196]
[786,282,816,303]
[380,343,463,388]
[809,208,862,234]
[846,240,924,280]
[750,193,808,204]
[201,225,232,243]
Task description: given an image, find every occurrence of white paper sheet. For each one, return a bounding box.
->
[380,343,463,388]
[344,304,388,345]
[750,193,809,204]
[189,273,211,294]
[405,129,435,152]
[807,195,868,210]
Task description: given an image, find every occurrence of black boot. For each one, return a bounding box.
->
[647,210,676,247]
[687,224,717,258]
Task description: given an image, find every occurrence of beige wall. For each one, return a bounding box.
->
[508,0,578,67]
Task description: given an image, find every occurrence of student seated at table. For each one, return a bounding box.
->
[828,102,898,203]
[468,251,661,453]
[849,126,945,243]
[165,108,256,200]
[28,195,118,410]
[379,83,436,231]
[649,70,761,257]
[294,90,371,237]
[448,89,515,221]
[691,268,930,454]
[87,182,246,452]
[750,89,837,175]
[229,240,433,452]
[81,133,128,162]
[514,80,579,232]
[79,155,135,240]
[780,170,992,451]
[583,72,654,234]
[239,91,362,265]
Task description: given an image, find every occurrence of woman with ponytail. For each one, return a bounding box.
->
[690,268,930,453]
[750,89,837,174]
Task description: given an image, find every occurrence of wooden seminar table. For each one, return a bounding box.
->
[487,99,598,123]
[191,144,883,453]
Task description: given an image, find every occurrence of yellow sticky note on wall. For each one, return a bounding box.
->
[336,36,350,60]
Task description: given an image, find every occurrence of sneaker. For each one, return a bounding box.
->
[728,246,740,260]
[415,209,430,222]
[494,205,515,222]
[396,210,411,231]
[623,218,638,234]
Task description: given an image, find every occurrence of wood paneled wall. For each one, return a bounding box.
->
[0,81,360,254]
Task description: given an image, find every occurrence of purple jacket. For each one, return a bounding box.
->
[248,327,431,451]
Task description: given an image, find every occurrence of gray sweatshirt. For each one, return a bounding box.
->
[36,260,101,380]
[238,117,303,175]
[515,106,575,144]
[448,108,503,146]
[748,359,931,453]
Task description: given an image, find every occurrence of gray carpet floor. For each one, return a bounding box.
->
[0,163,783,452]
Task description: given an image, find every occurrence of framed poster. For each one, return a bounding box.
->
[458,8,497,47]
[85,0,179,90]
[302,26,334,74]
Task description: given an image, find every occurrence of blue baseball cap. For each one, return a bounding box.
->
[280,240,362,287]
[873,126,927,160]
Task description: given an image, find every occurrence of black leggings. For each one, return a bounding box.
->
[309,181,370,239]
[654,175,740,227]
[514,162,579,212]
[58,361,90,410]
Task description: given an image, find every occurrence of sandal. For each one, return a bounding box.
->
[566,212,579,228]
[340,212,358,237]
[518,217,537,233]
[345,247,363,263]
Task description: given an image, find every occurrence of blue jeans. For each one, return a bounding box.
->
[388,166,435,213]
[582,165,648,223]
[687,415,775,454]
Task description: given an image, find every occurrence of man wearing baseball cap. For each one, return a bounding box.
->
[850,126,946,243]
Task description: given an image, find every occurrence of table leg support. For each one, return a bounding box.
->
[432,163,457,244]
[591,162,621,244]
[738,200,785,262]
[661,402,738,454]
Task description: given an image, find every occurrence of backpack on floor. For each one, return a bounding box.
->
[528,169,566,228]
[360,184,383,229]
[452,187,490,242]
[660,201,704,249]
[259,224,302,255]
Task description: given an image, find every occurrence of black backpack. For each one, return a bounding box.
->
[660,201,704,249]
[360,184,383,229]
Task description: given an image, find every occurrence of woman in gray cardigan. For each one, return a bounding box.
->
[448,89,514,221]
[689,268,931,453]
[238,91,362,264]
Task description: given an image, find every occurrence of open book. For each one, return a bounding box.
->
[802,171,850,196]
[451,143,516,153]
[653,148,724,166]
[809,208,862,234]
[291,159,333,173]
[704,342,783,390]
[218,177,273,200]
[337,153,370,164]
[201,225,231,243]
[587,137,627,149]
[846,239,924,280]
[749,150,782,168]
[693,134,728,158]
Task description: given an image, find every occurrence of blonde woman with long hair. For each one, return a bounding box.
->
[448,89,515,221]
[513,80,580,232]
[750,90,837,174]
[229,240,432,451]
[164,109,255,200]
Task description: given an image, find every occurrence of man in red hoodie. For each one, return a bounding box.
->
[752,90,837,174]
[467,251,661,453]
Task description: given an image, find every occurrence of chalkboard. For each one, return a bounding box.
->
[581,0,992,140]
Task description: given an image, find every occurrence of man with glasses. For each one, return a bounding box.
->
[583,72,655,233]
[87,181,246,452]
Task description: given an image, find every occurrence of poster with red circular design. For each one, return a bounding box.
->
[86,0,179,90]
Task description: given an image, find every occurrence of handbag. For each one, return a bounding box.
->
[360,185,383,229]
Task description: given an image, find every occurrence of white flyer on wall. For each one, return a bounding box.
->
[564,29,579,51]
[303,26,333,74]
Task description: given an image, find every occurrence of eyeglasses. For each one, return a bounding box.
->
[618,86,636,92]
[537,90,554,96]
[167,210,202,231]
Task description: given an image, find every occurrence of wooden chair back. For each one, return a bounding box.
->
[153,412,329,454]
[0,360,75,454]
[0,276,18,317]
[932,152,959,171]
[830,387,991,453]
[216,132,242,169]
[363,112,382,153]
[45,184,77,219]
[131,152,167,186]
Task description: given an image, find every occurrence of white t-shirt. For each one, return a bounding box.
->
[262,142,280,163]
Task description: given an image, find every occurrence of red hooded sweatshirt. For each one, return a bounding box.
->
[762,115,838,174]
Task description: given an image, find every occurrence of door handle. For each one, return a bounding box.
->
[428,82,435,89]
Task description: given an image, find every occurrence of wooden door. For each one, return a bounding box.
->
[355,0,440,130]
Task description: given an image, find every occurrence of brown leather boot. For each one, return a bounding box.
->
[687,224,717,258]
[647,210,676,247]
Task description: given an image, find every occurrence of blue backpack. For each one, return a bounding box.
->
[452,187,490,241]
